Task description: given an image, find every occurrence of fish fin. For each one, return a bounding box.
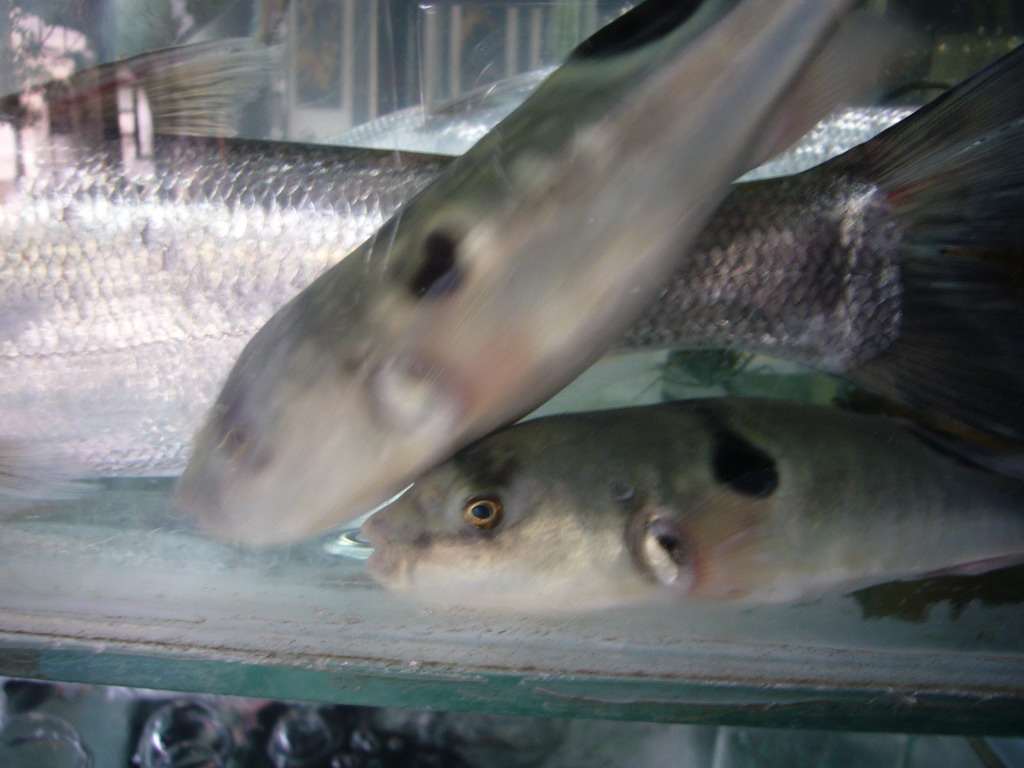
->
[748,13,911,169]
[568,0,712,62]
[0,440,95,501]
[832,43,1024,443]
[1,38,273,139]
[904,421,1024,482]
[628,495,779,602]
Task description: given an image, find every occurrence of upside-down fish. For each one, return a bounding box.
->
[362,398,1024,611]
[181,0,902,545]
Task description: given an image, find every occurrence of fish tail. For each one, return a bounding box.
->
[836,43,1024,443]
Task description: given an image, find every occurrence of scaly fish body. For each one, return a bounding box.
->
[0,135,445,476]
[181,0,895,545]
[362,398,1024,611]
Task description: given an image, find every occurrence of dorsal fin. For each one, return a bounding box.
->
[568,0,724,62]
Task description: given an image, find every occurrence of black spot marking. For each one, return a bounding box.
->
[657,532,682,558]
[409,230,464,299]
[452,444,520,490]
[569,0,703,61]
[711,430,778,498]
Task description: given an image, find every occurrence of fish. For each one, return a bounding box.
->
[361,398,1024,611]
[180,0,901,546]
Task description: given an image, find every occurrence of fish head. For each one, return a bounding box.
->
[175,140,644,547]
[176,268,474,547]
[361,417,666,612]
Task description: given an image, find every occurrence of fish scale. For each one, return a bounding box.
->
[619,173,903,372]
[0,136,447,476]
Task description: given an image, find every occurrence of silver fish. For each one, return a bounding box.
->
[0,97,910,485]
[362,398,1024,611]
[332,64,913,174]
[181,0,898,546]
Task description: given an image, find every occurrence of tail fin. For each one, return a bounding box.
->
[833,43,1024,443]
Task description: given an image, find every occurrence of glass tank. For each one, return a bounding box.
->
[0,0,1023,752]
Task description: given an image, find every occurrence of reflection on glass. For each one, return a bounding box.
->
[153,743,225,768]
[267,707,333,768]
[0,712,93,768]
[135,701,233,768]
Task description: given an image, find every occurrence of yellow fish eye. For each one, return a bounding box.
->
[463,496,504,529]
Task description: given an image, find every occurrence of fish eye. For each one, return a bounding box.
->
[216,424,250,463]
[462,495,504,529]
[408,230,464,299]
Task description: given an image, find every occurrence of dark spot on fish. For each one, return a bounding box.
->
[452,444,520,490]
[711,430,778,498]
[569,0,703,61]
[409,230,464,299]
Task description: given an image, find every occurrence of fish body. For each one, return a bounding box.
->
[362,399,1024,611]
[181,0,893,545]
